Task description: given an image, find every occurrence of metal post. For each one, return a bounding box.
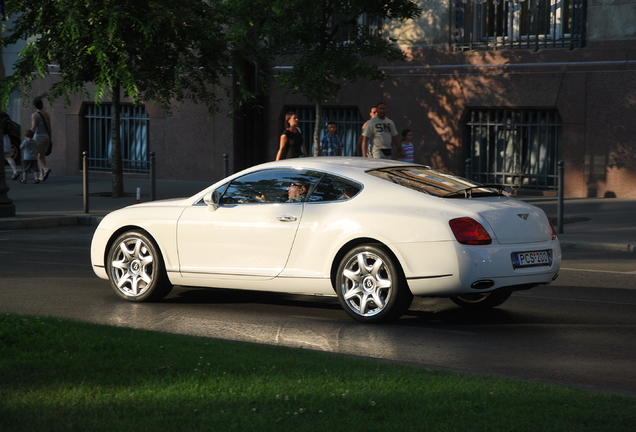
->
[557,160,564,234]
[223,153,229,178]
[465,158,472,180]
[83,151,89,213]
[150,151,156,201]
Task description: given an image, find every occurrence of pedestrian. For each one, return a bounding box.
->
[356,106,377,156]
[31,98,52,182]
[360,102,404,159]
[399,129,414,163]
[276,112,308,161]
[2,113,20,180]
[319,121,343,156]
[19,129,40,184]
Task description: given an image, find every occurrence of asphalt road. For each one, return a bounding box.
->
[2,225,635,396]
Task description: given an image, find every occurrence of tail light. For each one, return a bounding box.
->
[549,219,557,240]
[449,217,492,245]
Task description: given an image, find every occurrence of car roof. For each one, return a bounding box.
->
[243,157,417,178]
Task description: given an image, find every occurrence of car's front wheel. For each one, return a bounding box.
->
[450,290,512,310]
[106,230,172,302]
[336,244,413,323]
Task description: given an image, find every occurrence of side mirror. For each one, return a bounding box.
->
[204,190,220,212]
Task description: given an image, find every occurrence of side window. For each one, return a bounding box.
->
[309,175,361,202]
[219,169,324,204]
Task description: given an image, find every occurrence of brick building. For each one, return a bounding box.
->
[3,0,636,197]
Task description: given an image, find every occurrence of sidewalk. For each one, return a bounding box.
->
[2,169,635,252]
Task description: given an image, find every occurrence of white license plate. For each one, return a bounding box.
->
[512,250,552,269]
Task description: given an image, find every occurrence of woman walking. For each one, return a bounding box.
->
[31,98,52,181]
[276,112,307,161]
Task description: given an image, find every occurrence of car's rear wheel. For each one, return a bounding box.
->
[106,231,172,302]
[450,290,512,310]
[336,244,413,323]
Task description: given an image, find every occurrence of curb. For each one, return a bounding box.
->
[0,215,104,230]
[559,241,636,253]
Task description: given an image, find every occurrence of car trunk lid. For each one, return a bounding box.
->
[444,197,553,245]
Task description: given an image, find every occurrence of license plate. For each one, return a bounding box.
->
[512,250,552,269]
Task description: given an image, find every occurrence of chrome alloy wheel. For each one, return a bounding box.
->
[106,230,172,302]
[110,236,156,298]
[340,250,394,317]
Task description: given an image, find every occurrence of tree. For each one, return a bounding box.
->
[1,0,233,197]
[232,0,422,156]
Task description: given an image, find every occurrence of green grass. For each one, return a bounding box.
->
[1,313,634,432]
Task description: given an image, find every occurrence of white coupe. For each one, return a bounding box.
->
[91,157,561,323]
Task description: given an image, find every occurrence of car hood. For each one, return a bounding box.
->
[124,197,187,209]
[443,197,553,244]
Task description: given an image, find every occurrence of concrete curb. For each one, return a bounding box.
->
[559,241,636,253]
[0,215,104,230]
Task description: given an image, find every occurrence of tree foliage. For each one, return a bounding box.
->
[229,0,422,154]
[2,0,232,111]
[1,0,233,196]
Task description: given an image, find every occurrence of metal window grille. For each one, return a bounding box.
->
[452,0,585,51]
[467,108,561,190]
[329,13,384,42]
[84,104,149,173]
[288,107,364,156]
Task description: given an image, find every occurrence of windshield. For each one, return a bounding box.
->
[366,166,504,198]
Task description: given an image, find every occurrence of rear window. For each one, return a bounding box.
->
[366,166,504,198]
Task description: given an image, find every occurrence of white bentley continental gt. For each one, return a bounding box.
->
[91,157,561,323]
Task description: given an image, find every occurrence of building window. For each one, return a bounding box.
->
[288,107,364,156]
[466,108,561,190]
[83,104,149,173]
[453,0,585,51]
[329,13,383,42]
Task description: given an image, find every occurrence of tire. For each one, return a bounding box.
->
[106,231,173,302]
[335,244,413,323]
[10,137,21,164]
[450,290,512,310]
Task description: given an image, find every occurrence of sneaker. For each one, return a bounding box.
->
[42,168,51,182]
[11,172,20,180]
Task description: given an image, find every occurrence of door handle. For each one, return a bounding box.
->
[277,215,297,222]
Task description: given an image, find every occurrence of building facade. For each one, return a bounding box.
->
[3,0,636,197]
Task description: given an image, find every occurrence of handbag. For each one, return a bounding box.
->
[37,111,53,156]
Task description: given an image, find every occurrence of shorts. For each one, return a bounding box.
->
[22,159,39,173]
[3,135,11,153]
[369,147,391,159]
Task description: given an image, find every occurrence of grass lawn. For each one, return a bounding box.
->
[1,313,634,431]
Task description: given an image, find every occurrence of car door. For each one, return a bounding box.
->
[176,168,323,279]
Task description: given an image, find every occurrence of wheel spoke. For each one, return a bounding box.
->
[111,259,128,271]
[358,293,372,315]
[342,268,360,284]
[343,286,363,301]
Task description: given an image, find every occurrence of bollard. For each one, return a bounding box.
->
[136,187,141,204]
[223,153,229,178]
[557,160,564,234]
[83,151,89,213]
[150,151,156,201]
[465,158,472,180]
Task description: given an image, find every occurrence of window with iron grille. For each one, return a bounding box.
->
[288,107,364,156]
[452,0,585,51]
[467,108,561,190]
[83,104,149,173]
[328,13,383,42]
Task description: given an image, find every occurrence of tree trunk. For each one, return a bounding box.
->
[313,100,322,157]
[111,82,124,198]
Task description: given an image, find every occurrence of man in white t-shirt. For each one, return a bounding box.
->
[360,102,404,159]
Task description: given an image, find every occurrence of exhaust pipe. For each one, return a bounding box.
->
[471,280,495,290]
